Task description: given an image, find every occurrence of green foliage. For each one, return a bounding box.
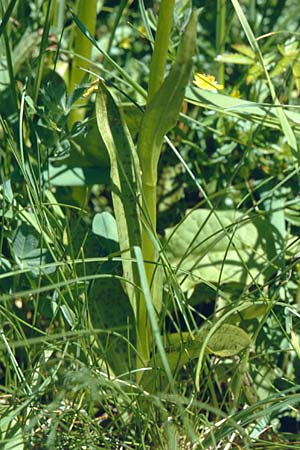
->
[158,323,252,373]
[1,0,300,448]
[166,208,277,289]
[95,82,141,316]
[12,223,55,275]
[88,275,136,375]
[138,10,198,185]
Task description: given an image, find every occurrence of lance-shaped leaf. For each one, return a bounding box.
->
[137,10,198,186]
[165,324,251,369]
[142,323,251,391]
[95,83,141,315]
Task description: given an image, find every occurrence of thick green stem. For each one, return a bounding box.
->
[147,0,175,102]
[140,0,174,285]
[141,182,157,287]
[69,0,97,127]
[135,182,156,377]
[137,0,175,374]
[135,7,197,381]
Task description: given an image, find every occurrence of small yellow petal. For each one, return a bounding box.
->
[231,89,240,98]
[83,80,99,98]
[193,73,224,90]
[119,37,131,49]
[137,24,147,37]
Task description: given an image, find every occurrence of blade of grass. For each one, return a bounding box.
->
[32,0,54,103]
[138,0,154,44]
[0,0,18,38]
[202,389,300,447]
[1,2,18,113]
[0,328,32,394]
[106,0,129,55]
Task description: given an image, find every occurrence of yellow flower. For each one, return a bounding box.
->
[230,89,240,98]
[119,37,131,49]
[137,24,147,37]
[193,73,224,91]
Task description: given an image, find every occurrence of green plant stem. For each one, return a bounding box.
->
[140,0,174,290]
[141,181,157,286]
[137,0,175,374]
[216,0,226,86]
[137,12,197,374]
[69,0,97,126]
[137,182,157,375]
[147,0,175,102]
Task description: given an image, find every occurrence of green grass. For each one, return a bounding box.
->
[1,0,300,448]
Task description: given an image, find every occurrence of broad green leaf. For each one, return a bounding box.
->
[18,211,52,245]
[166,209,277,290]
[270,56,289,78]
[203,323,251,357]
[88,275,135,375]
[69,117,110,169]
[2,179,13,203]
[138,10,198,186]
[241,304,268,320]
[95,82,141,316]
[12,224,55,275]
[43,163,109,186]
[143,323,251,390]
[92,212,119,243]
[231,43,256,59]
[285,203,300,226]
[65,108,140,170]
[166,324,251,366]
[65,217,113,277]
[43,113,110,186]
